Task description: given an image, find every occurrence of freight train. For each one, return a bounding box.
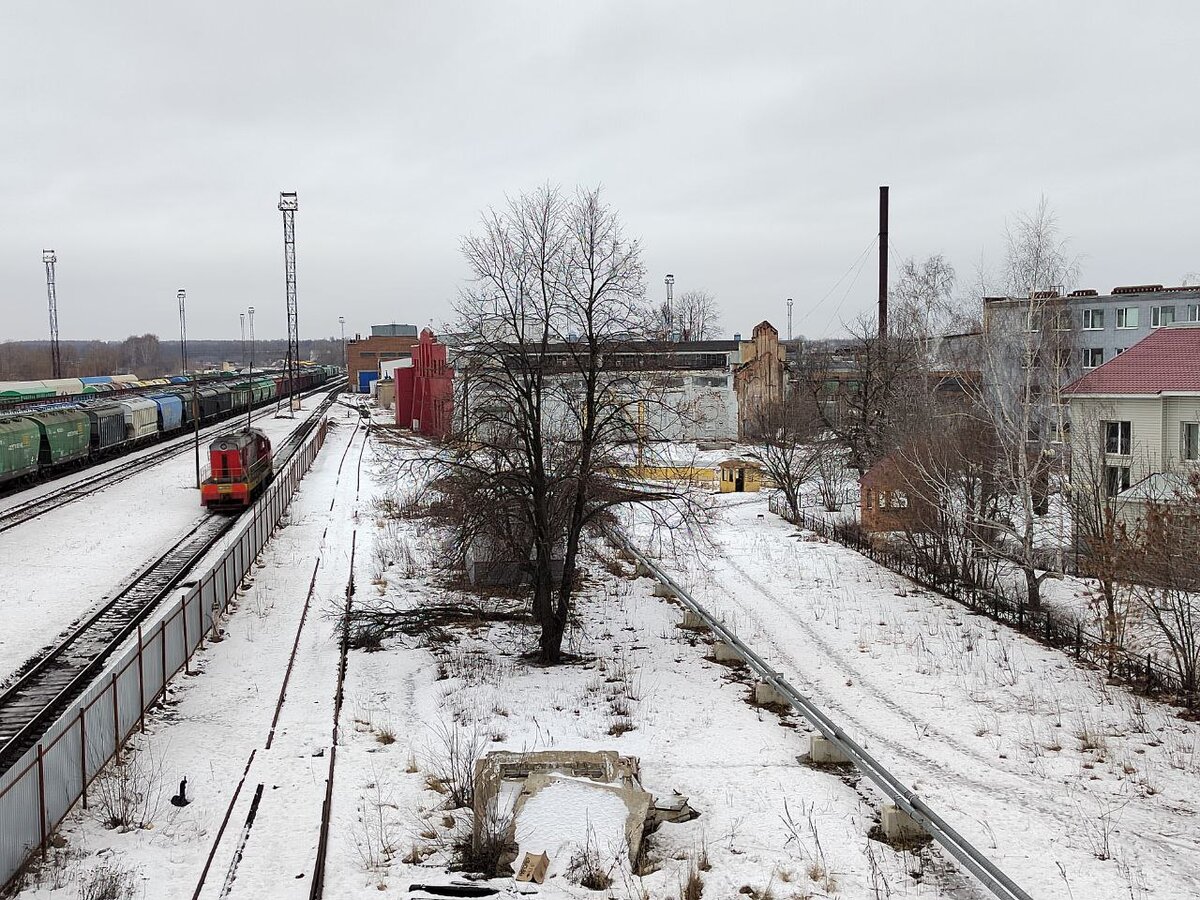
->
[200,429,273,510]
[0,366,338,489]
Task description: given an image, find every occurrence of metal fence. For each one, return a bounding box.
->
[0,417,330,888]
[768,495,1190,705]
[610,529,1033,900]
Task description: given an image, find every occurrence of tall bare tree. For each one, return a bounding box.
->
[441,185,694,664]
[973,197,1081,606]
[745,395,825,522]
[653,288,722,341]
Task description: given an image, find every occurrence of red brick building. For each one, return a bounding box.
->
[396,329,454,438]
[860,454,937,534]
[347,325,419,393]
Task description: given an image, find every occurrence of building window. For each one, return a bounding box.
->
[1082,308,1104,330]
[1105,465,1131,497]
[1082,348,1104,369]
[1053,312,1072,331]
[1184,423,1200,461]
[1187,304,1200,323]
[1114,347,1126,355]
[1105,420,1132,455]
[1151,305,1176,328]
[1116,307,1139,329]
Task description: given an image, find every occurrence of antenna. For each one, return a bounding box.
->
[787,297,794,341]
[43,250,62,378]
[278,191,300,413]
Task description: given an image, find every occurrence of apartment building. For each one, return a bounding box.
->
[1063,324,1200,522]
[985,283,1200,374]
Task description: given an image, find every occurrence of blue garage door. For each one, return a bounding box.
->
[358,371,379,393]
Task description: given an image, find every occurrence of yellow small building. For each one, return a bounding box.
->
[718,458,762,493]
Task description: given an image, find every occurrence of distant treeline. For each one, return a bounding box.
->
[0,335,344,380]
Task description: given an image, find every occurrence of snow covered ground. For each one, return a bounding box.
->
[0,397,339,685]
[10,403,367,898]
[628,492,1200,900]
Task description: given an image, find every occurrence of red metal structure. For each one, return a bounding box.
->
[200,428,273,509]
[396,328,453,439]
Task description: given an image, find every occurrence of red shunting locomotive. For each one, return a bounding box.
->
[200,428,273,509]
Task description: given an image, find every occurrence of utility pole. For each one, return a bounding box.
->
[179,289,199,488]
[278,191,300,414]
[664,273,675,340]
[878,185,889,340]
[246,306,255,432]
[43,250,62,379]
[787,297,794,342]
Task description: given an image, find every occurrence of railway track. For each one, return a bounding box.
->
[0,381,344,534]
[0,388,344,777]
[0,516,234,771]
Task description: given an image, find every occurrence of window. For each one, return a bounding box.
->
[1116,307,1139,329]
[1114,347,1126,355]
[1184,423,1200,461]
[1054,312,1072,331]
[1105,465,1131,497]
[1151,305,1176,328]
[1187,304,1200,323]
[1082,348,1104,369]
[1105,420,1132,455]
[1083,308,1104,330]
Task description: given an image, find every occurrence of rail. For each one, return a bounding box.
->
[609,528,1034,900]
[0,389,339,890]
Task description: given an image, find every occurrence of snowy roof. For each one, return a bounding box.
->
[1118,471,1194,503]
[1064,324,1200,396]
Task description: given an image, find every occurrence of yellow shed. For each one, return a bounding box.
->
[718,458,762,493]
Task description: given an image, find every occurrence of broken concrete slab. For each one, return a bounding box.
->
[652,582,676,599]
[679,610,708,631]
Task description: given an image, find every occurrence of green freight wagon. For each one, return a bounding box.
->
[0,418,41,485]
[23,409,91,467]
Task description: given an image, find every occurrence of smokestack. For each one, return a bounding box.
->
[878,185,889,340]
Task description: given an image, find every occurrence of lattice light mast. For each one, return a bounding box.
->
[278,191,300,413]
[43,250,62,379]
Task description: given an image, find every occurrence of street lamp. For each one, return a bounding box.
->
[664,274,675,341]
[338,316,346,383]
[178,289,200,489]
[246,306,255,431]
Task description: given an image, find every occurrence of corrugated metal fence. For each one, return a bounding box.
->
[0,418,330,887]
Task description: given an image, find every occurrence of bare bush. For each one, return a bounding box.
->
[423,719,487,809]
[90,747,164,831]
[454,806,515,877]
[565,823,618,890]
[77,861,139,900]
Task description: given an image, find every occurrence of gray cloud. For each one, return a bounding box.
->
[1,2,1197,342]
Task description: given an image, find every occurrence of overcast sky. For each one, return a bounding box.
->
[2,2,1197,342]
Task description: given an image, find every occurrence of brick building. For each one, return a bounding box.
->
[396,328,454,438]
[346,324,418,393]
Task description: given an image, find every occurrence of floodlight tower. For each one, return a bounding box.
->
[278,191,300,413]
[43,250,62,378]
[787,298,794,341]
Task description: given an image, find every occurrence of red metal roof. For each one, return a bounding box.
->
[1064,325,1200,395]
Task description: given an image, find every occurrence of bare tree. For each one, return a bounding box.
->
[653,288,722,341]
[797,313,925,474]
[1125,472,1200,701]
[973,197,1081,607]
[438,185,697,664]
[745,396,824,522]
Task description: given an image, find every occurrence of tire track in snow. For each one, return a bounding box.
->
[665,529,1200,896]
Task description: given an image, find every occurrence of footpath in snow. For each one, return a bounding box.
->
[630,492,1200,900]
